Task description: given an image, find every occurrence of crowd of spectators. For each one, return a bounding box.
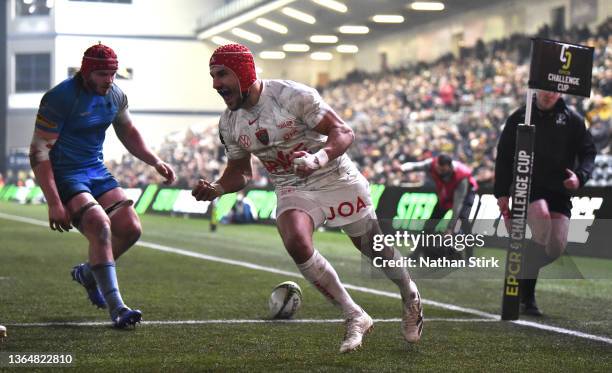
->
[322,19,611,187]
[105,125,272,188]
[107,126,223,188]
[106,18,612,189]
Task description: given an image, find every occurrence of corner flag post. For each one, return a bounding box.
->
[500,89,535,321]
[500,38,594,320]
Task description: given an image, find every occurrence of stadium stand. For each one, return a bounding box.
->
[106,18,612,189]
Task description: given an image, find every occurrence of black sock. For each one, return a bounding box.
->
[521,240,557,305]
[520,278,537,303]
[523,241,555,279]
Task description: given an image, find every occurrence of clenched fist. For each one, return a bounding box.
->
[192,179,224,201]
[292,149,329,178]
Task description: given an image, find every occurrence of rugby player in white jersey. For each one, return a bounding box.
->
[192,44,423,352]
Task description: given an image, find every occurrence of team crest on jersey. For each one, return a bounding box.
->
[255,128,269,145]
[555,113,567,126]
[239,134,252,148]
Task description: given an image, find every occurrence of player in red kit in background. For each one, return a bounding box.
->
[397,154,478,259]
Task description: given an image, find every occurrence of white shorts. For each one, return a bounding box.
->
[275,173,376,236]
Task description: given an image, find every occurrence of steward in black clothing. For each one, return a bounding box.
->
[495,97,596,216]
[494,91,596,316]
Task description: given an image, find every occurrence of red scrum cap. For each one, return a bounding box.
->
[80,42,118,78]
[209,43,257,94]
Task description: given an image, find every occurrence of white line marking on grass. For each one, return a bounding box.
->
[139,241,499,318]
[0,213,50,228]
[513,320,612,345]
[8,318,497,327]
[1,212,611,345]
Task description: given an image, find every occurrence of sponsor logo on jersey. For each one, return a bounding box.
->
[277,119,295,129]
[239,134,252,148]
[283,128,299,141]
[262,143,307,173]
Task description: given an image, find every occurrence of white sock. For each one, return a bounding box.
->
[384,248,414,303]
[297,250,362,318]
[354,236,414,303]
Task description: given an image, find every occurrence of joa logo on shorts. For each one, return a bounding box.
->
[326,196,368,220]
[559,44,572,73]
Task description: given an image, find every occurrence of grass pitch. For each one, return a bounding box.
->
[1,201,611,371]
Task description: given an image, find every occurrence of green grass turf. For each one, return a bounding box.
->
[1,201,611,371]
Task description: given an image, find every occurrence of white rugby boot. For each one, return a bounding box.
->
[339,309,374,353]
[401,281,424,343]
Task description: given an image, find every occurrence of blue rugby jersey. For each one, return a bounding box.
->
[35,76,128,171]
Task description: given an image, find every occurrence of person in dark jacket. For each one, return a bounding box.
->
[495,89,596,316]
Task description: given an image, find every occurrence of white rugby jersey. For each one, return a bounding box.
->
[219,79,358,188]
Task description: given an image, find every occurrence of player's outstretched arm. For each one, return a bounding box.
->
[398,158,433,173]
[29,129,71,232]
[192,155,252,201]
[112,111,176,184]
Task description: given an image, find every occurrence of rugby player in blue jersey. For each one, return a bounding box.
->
[28,43,176,328]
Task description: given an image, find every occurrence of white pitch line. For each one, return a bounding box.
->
[0,212,51,228]
[137,241,501,321]
[513,319,612,345]
[1,212,611,345]
[8,318,496,328]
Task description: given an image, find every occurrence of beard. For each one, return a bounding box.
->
[86,79,111,96]
[227,91,248,111]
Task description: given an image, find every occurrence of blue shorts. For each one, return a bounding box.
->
[54,164,120,204]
